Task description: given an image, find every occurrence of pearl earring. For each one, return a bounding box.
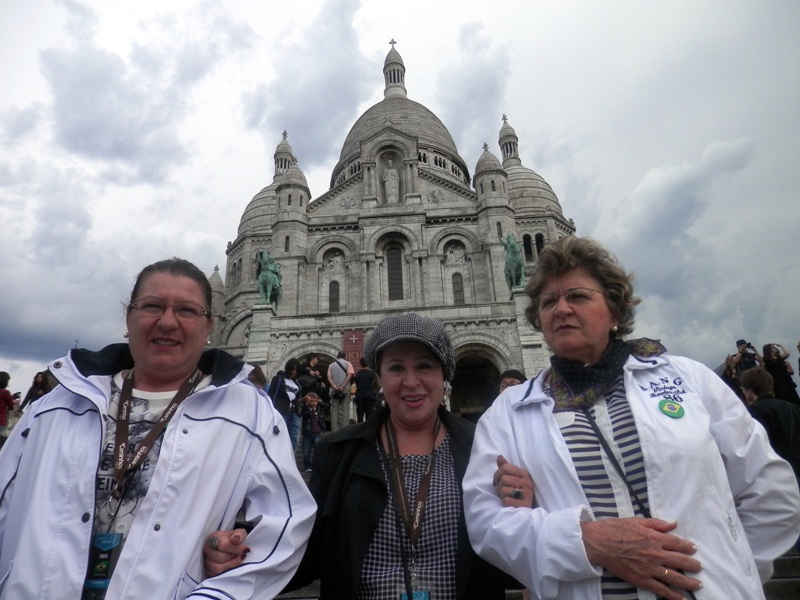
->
[123,332,129,338]
[611,326,618,333]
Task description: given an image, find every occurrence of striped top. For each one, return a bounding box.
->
[553,375,649,599]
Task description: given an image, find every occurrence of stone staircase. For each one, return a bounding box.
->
[765,547,800,599]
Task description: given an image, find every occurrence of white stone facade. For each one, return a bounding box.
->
[209,45,576,414]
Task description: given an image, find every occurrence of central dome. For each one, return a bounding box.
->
[338,96,460,163]
[330,44,468,189]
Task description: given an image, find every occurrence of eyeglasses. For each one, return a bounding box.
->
[534,287,603,312]
[130,297,210,320]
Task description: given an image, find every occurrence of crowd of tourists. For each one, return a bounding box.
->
[1,237,798,599]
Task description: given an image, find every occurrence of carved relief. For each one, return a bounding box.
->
[428,190,444,203]
[444,241,466,266]
[340,196,356,208]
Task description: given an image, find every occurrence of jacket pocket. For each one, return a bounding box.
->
[172,570,200,600]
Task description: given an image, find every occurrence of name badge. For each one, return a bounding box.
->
[84,532,123,590]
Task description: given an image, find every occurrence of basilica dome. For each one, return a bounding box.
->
[331,44,468,188]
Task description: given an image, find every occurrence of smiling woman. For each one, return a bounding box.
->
[0,258,315,600]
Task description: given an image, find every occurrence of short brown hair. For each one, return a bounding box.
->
[740,367,774,398]
[524,237,640,337]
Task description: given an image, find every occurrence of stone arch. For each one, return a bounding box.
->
[449,332,520,417]
[308,235,359,262]
[361,136,416,165]
[428,226,481,256]
[221,308,256,348]
[368,225,420,253]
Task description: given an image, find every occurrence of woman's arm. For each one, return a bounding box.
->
[188,410,316,599]
[700,364,800,581]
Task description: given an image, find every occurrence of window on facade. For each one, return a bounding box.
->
[284,236,290,252]
[496,222,503,239]
[523,234,533,262]
[491,180,496,192]
[535,233,545,255]
[387,247,404,300]
[480,182,484,194]
[329,281,340,313]
[452,273,465,305]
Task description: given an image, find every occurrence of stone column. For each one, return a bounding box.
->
[245,303,276,366]
[512,288,549,378]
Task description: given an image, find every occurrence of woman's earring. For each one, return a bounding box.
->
[206,340,211,345]
[123,332,129,338]
[611,326,618,333]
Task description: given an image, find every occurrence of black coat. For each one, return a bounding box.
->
[288,405,515,599]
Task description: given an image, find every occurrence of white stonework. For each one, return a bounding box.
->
[209,45,576,414]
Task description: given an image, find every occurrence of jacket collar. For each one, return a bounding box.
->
[57,343,247,388]
[511,352,672,409]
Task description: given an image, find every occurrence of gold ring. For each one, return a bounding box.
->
[661,567,669,580]
[209,535,220,551]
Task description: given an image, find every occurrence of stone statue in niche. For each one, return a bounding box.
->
[326,251,344,275]
[383,159,399,203]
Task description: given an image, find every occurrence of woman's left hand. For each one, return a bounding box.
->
[203,529,251,578]
[493,455,535,508]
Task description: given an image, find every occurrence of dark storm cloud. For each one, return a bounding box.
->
[40,1,255,184]
[241,0,373,171]
[436,23,511,167]
[608,138,754,297]
[1,104,44,143]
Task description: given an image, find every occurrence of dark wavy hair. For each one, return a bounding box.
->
[524,237,640,337]
[284,358,301,379]
[127,258,212,317]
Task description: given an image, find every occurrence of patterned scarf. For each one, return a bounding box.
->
[549,338,666,411]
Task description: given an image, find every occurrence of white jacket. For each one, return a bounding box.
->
[0,344,316,599]
[464,353,800,600]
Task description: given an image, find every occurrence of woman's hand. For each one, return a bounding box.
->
[203,529,251,578]
[581,518,703,600]
[493,455,535,508]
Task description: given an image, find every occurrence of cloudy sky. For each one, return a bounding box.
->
[2,0,798,393]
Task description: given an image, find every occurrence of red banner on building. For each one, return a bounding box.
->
[343,329,365,364]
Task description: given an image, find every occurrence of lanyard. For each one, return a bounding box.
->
[383,416,441,546]
[112,368,202,499]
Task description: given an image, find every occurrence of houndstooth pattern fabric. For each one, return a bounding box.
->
[356,434,459,599]
[363,314,455,382]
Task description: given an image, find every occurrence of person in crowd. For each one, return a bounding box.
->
[300,392,326,473]
[267,358,303,450]
[247,364,268,389]
[463,236,800,600]
[732,338,763,381]
[740,366,800,480]
[498,369,527,394]
[0,258,315,599]
[353,356,378,422]
[204,313,518,599]
[762,343,800,406]
[719,354,744,400]
[0,372,17,442]
[327,350,354,431]
[298,353,323,393]
[17,371,52,414]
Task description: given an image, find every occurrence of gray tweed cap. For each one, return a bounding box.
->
[363,313,455,382]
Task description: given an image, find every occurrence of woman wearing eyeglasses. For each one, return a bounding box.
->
[464,237,800,600]
[0,258,315,600]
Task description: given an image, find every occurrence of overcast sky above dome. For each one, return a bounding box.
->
[1,0,798,391]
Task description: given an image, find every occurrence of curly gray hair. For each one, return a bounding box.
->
[524,237,640,337]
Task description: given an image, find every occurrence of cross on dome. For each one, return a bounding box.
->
[389,38,397,49]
